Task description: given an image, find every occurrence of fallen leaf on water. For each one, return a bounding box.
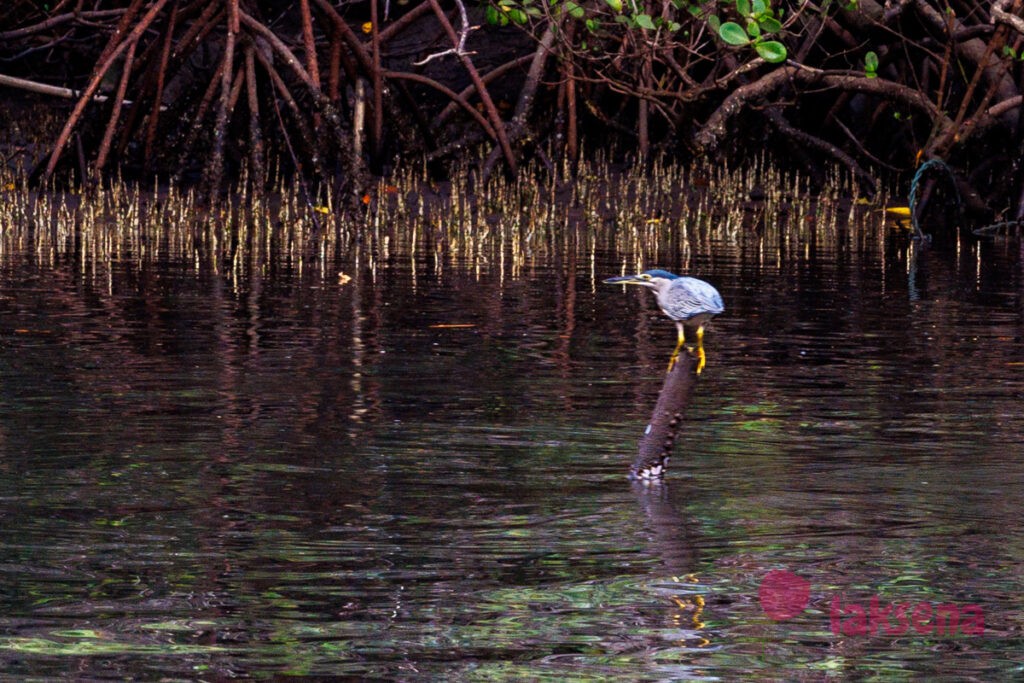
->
[429,323,476,329]
[884,206,912,217]
[337,272,352,285]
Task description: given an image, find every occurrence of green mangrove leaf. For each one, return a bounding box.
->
[758,16,782,33]
[564,1,585,18]
[719,21,750,45]
[736,0,751,16]
[755,40,787,62]
[605,0,623,11]
[508,7,529,22]
[865,50,879,71]
[634,13,656,29]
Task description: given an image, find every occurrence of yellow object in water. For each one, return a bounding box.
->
[883,206,914,230]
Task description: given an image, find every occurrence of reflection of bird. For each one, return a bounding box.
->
[604,269,724,374]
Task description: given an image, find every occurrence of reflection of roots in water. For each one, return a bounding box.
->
[0,155,884,284]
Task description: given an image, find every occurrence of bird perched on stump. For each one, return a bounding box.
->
[605,269,724,374]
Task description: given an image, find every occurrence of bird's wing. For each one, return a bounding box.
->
[668,278,723,318]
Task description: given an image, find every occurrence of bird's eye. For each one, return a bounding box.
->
[641,274,651,280]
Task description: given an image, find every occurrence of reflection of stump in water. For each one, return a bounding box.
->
[629,350,707,641]
[631,476,707,637]
[631,348,699,480]
[631,479,698,572]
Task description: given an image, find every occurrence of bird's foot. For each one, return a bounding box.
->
[666,352,679,373]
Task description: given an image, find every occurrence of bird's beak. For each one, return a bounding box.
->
[603,274,643,285]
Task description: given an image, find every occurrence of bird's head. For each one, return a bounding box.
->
[603,269,679,290]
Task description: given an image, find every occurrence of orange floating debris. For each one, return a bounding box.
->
[428,323,476,329]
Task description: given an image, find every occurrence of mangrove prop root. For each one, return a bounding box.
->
[0,0,1018,209]
[94,38,136,176]
[426,0,517,175]
[41,0,171,183]
[244,45,266,188]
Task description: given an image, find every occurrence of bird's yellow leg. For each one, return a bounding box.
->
[667,324,686,373]
[695,325,706,375]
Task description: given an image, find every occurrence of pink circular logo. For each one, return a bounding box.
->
[759,570,811,620]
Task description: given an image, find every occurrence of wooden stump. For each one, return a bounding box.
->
[631,348,700,480]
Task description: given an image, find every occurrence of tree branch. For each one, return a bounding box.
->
[992,0,1024,37]
[695,64,955,154]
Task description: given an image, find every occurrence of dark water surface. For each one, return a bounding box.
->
[1,221,1023,680]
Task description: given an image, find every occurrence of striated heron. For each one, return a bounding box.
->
[604,269,724,374]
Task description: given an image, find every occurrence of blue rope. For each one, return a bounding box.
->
[908,158,960,241]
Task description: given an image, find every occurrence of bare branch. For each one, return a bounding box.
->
[0,9,125,41]
[413,0,476,66]
[0,72,112,102]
